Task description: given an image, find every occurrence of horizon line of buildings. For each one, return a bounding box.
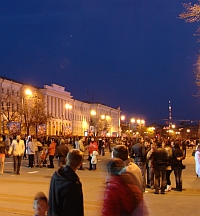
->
[0,76,121,136]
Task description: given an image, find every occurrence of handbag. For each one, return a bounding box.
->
[192,150,196,157]
[181,164,186,169]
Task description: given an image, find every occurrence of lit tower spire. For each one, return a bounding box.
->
[168,100,172,129]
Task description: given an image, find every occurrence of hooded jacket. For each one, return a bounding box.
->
[102,173,143,216]
[48,165,84,216]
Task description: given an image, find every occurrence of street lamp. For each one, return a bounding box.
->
[136,119,145,135]
[22,88,33,135]
[101,114,105,119]
[25,89,32,96]
[131,118,135,123]
[91,110,96,116]
[121,115,125,121]
[65,104,72,120]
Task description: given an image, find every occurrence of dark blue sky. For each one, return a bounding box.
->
[0,0,200,124]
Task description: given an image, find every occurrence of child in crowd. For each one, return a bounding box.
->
[91,150,98,171]
[33,191,48,216]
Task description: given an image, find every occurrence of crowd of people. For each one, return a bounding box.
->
[0,134,200,215]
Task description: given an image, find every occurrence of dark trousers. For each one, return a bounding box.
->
[173,168,182,190]
[182,148,186,158]
[166,170,172,185]
[13,155,22,174]
[88,155,92,170]
[58,156,66,167]
[28,154,34,167]
[49,155,54,168]
[154,166,166,193]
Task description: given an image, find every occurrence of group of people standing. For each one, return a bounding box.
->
[47,143,147,216]
[1,134,199,215]
[130,137,186,194]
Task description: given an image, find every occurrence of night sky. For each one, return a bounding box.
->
[0,0,200,125]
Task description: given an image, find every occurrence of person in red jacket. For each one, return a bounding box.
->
[48,138,57,168]
[88,138,98,170]
[102,158,143,216]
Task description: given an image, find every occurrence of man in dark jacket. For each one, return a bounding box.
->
[152,141,168,194]
[55,138,69,166]
[48,149,84,216]
[130,137,146,191]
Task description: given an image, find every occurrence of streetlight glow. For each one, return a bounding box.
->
[121,115,125,121]
[25,89,32,96]
[101,115,105,119]
[91,110,96,116]
[65,104,72,109]
[137,119,141,124]
[106,115,110,120]
[131,118,135,123]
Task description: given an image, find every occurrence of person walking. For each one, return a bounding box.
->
[146,143,156,189]
[130,137,146,191]
[48,138,56,168]
[102,158,143,216]
[91,150,98,171]
[171,142,185,192]
[0,135,6,174]
[194,144,200,177]
[55,138,69,167]
[48,149,84,216]
[8,135,25,175]
[27,136,35,168]
[152,141,168,194]
[77,136,85,170]
[34,138,43,167]
[112,145,143,193]
[5,135,10,155]
[165,141,172,192]
[88,138,98,171]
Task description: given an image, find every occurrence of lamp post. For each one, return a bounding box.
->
[90,110,97,136]
[65,104,72,120]
[22,88,33,135]
[63,103,72,135]
[120,115,126,136]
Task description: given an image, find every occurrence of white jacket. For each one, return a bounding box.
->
[9,139,25,156]
[91,151,98,164]
[195,151,200,176]
[27,141,35,155]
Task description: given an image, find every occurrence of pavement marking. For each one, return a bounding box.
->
[27,171,39,174]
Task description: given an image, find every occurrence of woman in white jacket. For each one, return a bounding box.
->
[195,145,200,177]
[27,137,35,168]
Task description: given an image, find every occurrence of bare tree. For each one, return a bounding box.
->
[91,116,111,135]
[179,1,200,23]
[1,86,21,133]
[19,87,50,135]
[180,1,200,94]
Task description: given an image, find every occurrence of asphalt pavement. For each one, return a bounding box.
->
[0,146,199,216]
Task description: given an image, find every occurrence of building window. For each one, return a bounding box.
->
[2,88,4,93]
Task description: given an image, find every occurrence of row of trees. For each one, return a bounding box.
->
[0,86,50,135]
